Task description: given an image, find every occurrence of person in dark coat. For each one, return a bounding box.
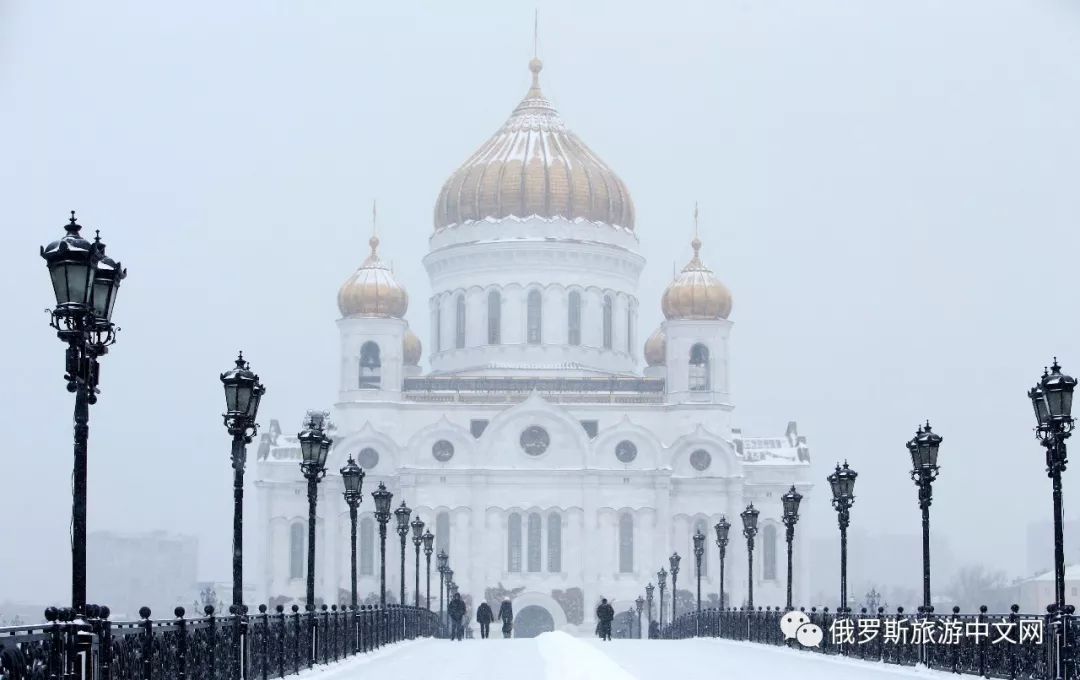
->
[497,598,513,638]
[447,593,466,641]
[649,619,660,639]
[475,601,494,639]
[595,598,615,641]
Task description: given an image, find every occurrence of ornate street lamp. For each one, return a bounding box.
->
[693,530,705,626]
[669,553,682,622]
[340,456,365,608]
[741,504,759,608]
[714,516,731,610]
[781,486,803,610]
[220,354,264,611]
[437,550,449,623]
[1029,359,1077,679]
[635,596,645,639]
[371,482,394,606]
[298,411,332,612]
[41,213,125,614]
[422,530,435,610]
[828,461,858,613]
[657,568,667,627]
[645,583,655,628]
[411,515,425,608]
[394,500,412,606]
[906,423,941,613]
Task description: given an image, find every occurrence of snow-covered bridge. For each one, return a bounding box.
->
[311,633,951,680]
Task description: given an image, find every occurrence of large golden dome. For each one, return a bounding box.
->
[644,326,666,366]
[403,328,422,366]
[337,234,409,318]
[433,58,635,232]
[661,236,733,320]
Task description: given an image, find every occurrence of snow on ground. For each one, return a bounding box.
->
[304,635,965,680]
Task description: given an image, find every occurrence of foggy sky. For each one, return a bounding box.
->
[3,0,1080,606]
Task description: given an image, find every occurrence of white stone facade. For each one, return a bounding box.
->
[251,57,813,635]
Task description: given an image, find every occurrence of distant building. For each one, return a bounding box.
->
[1025,518,1080,578]
[88,530,198,619]
[1016,565,1080,613]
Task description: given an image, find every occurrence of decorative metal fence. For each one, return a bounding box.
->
[0,602,442,680]
[659,605,1068,679]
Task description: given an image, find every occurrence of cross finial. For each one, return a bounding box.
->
[369,199,379,254]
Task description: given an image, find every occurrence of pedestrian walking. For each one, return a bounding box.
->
[476,601,494,639]
[595,598,615,641]
[498,597,514,638]
[448,592,467,641]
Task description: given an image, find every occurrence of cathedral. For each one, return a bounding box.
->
[253,54,813,636]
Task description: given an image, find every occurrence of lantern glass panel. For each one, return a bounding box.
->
[828,473,841,499]
[246,386,262,419]
[53,262,92,308]
[224,383,240,414]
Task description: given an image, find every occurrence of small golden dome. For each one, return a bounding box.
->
[661,236,733,320]
[403,328,422,366]
[433,58,634,231]
[644,326,666,366]
[337,234,409,318]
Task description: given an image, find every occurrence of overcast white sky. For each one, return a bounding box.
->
[3,0,1080,606]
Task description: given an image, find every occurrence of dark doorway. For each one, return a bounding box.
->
[514,605,555,638]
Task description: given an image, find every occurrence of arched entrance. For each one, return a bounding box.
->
[514,605,555,638]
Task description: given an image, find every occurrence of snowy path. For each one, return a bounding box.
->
[304,634,958,680]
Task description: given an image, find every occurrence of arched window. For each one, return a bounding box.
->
[547,513,562,573]
[763,524,777,581]
[508,513,522,572]
[435,305,442,352]
[694,519,709,576]
[359,517,374,575]
[436,511,450,556]
[618,513,634,573]
[359,341,381,389]
[689,343,710,391]
[602,295,613,349]
[527,290,542,344]
[567,291,581,346]
[289,522,304,579]
[455,295,466,349]
[487,290,501,345]
[527,512,542,573]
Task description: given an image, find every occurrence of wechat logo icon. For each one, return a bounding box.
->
[780,611,823,648]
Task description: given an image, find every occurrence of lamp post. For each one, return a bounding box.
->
[635,596,645,639]
[298,411,332,611]
[340,456,365,609]
[741,504,759,608]
[669,553,681,622]
[828,461,858,614]
[714,516,730,610]
[219,354,263,680]
[422,530,434,609]
[781,486,803,610]
[394,501,412,606]
[371,482,393,606]
[411,516,425,608]
[907,423,941,613]
[693,530,705,626]
[645,583,655,630]
[657,568,667,627]
[1029,359,1077,680]
[437,551,449,623]
[41,213,126,615]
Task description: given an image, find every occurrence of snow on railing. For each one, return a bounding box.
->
[656,605,1065,679]
[0,602,443,680]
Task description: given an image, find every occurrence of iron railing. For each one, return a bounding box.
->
[0,602,442,680]
[658,605,1065,679]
